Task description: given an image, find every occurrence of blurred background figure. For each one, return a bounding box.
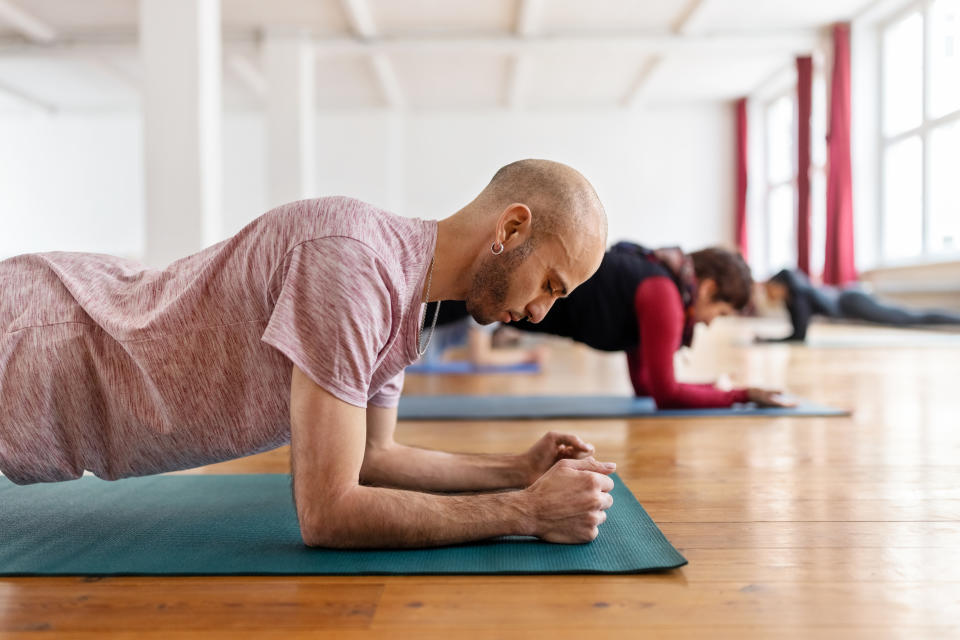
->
[759,268,960,342]
[417,301,549,371]
[423,243,790,408]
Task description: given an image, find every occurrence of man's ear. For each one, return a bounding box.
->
[497,203,532,248]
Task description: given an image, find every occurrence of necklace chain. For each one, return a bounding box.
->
[416,256,441,357]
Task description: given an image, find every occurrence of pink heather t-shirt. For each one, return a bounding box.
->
[0,197,437,485]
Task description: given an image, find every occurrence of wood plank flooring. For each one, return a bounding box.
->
[2,317,959,638]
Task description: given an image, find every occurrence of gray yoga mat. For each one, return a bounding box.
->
[0,473,686,576]
[397,394,849,421]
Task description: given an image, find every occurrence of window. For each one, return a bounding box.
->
[764,93,796,273]
[760,71,828,277]
[880,0,960,262]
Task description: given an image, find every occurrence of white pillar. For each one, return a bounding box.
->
[263,32,316,207]
[139,0,222,268]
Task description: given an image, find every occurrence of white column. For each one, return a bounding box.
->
[263,32,316,207]
[139,0,222,268]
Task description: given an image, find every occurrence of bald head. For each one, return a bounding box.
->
[452,159,607,325]
[475,159,607,247]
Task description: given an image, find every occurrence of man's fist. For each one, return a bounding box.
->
[521,431,595,486]
[523,457,616,544]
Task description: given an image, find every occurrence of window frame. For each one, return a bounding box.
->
[878,0,960,266]
[760,69,828,278]
[763,88,797,275]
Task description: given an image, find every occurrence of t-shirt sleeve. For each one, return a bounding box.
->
[261,237,399,408]
[368,370,405,408]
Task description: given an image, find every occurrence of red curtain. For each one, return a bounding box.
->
[823,23,857,285]
[796,56,813,275]
[734,98,748,259]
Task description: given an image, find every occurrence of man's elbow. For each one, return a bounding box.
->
[296,490,359,548]
[298,509,357,548]
[299,523,326,548]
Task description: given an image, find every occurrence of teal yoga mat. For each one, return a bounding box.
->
[397,394,850,421]
[0,473,686,576]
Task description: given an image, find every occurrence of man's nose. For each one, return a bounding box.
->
[526,297,557,324]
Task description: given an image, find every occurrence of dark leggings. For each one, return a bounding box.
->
[837,291,960,326]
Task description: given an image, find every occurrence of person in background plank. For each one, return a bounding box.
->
[761,269,960,342]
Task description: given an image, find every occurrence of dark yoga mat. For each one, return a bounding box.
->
[406,360,541,375]
[397,394,850,421]
[0,473,686,576]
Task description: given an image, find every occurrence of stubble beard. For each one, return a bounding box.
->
[465,241,534,325]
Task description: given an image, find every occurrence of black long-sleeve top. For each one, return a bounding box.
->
[769,269,841,341]
[427,250,749,408]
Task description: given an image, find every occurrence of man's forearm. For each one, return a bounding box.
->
[360,443,530,492]
[301,483,532,548]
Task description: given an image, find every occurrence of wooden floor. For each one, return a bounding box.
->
[3,318,960,638]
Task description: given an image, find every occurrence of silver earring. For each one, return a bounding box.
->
[491,241,504,255]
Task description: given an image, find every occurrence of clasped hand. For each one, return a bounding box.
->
[520,431,617,543]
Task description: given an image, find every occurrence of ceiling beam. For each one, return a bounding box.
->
[370,52,403,108]
[622,0,716,108]
[622,57,662,109]
[312,32,820,56]
[339,0,377,39]
[338,0,404,108]
[0,0,57,43]
[515,0,545,37]
[674,0,711,36]
[0,31,822,58]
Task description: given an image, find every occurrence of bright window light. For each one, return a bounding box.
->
[882,11,924,136]
[878,2,960,264]
[929,0,960,119]
[882,135,924,260]
[767,95,794,185]
[928,121,960,253]
[768,184,796,271]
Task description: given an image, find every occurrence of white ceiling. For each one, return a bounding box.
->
[0,0,877,113]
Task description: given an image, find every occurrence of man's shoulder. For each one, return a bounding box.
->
[310,197,429,258]
[264,197,425,256]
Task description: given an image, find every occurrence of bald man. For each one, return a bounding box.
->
[0,159,612,548]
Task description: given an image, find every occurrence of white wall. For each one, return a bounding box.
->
[0,113,144,259]
[221,112,267,236]
[403,106,735,252]
[1,104,735,261]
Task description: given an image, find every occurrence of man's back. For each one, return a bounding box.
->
[0,197,435,484]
